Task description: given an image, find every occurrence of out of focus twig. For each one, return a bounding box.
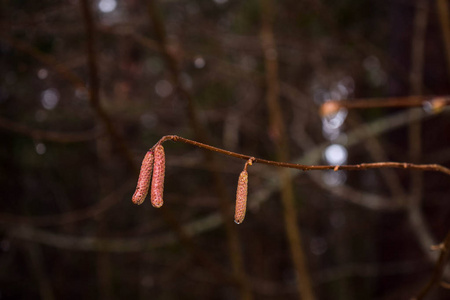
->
[408,0,436,266]
[436,0,450,84]
[0,35,86,91]
[259,0,316,298]
[412,231,450,300]
[25,244,55,300]
[0,116,101,143]
[79,0,137,173]
[0,180,133,227]
[320,96,449,116]
[147,1,253,298]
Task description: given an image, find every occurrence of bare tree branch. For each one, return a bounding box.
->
[150,135,450,177]
[413,231,450,300]
[259,0,316,298]
[0,116,101,143]
[147,1,254,298]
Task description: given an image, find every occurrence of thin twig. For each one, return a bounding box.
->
[6,107,439,254]
[259,1,315,299]
[326,96,448,110]
[152,135,450,177]
[413,231,450,300]
[436,0,450,85]
[79,5,223,280]
[346,115,406,205]
[320,96,449,117]
[291,117,404,211]
[304,0,411,89]
[79,0,137,173]
[147,1,251,294]
[0,116,101,143]
[407,0,437,267]
[25,243,55,300]
[159,206,238,287]
[0,180,133,227]
[8,225,177,252]
[0,35,87,92]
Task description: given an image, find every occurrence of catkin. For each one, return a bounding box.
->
[132,150,154,205]
[151,145,165,208]
[234,170,248,224]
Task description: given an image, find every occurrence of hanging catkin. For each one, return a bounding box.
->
[234,170,248,224]
[151,144,165,208]
[234,157,254,224]
[132,150,154,205]
[234,170,249,224]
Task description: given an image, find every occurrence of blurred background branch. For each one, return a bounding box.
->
[147,0,253,297]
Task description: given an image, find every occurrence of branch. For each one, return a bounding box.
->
[346,114,406,205]
[259,0,315,299]
[147,1,253,297]
[413,231,450,300]
[290,108,406,211]
[0,116,101,143]
[79,4,233,284]
[152,135,450,177]
[407,0,436,267]
[437,0,450,85]
[0,180,133,227]
[79,0,137,173]
[8,225,177,252]
[0,35,86,91]
[320,96,449,116]
[7,107,441,257]
[24,243,55,300]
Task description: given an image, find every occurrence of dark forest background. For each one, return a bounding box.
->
[1,0,450,299]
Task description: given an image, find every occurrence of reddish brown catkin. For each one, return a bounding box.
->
[234,158,253,224]
[151,144,165,208]
[234,170,248,224]
[132,150,154,205]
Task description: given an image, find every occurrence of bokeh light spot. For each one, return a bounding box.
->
[324,144,347,165]
[194,57,205,69]
[41,88,59,110]
[37,68,48,79]
[35,143,46,155]
[155,80,173,98]
[98,0,117,13]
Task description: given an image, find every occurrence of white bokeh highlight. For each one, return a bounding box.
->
[41,88,59,110]
[324,144,348,165]
[98,0,117,13]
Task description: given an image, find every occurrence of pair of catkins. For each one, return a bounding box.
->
[132,145,165,208]
[132,145,252,224]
